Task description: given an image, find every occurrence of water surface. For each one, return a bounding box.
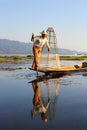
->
[0,61,87,130]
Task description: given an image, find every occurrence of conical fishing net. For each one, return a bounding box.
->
[39,27,60,68]
[39,78,60,120]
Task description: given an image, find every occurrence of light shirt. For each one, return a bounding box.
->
[32,101,50,114]
[33,104,47,114]
[32,36,50,48]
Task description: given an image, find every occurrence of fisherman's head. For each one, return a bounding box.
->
[40,30,48,38]
[41,112,48,123]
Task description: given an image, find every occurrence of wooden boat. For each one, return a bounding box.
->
[29,64,87,76]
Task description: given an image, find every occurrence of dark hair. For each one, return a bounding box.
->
[42,34,46,38]
[41,113,48,122]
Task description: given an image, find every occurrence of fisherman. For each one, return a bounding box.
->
[31,30,50,69]
[31,81,50,122]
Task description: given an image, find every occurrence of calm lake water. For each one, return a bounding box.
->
[0,60,87,130]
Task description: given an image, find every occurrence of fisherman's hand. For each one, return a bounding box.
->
[31,33,34,41]
[48,48,50,52]
[32,33,34,38]
[48,98,50,102]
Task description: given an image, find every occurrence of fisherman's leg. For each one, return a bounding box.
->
[32,47,36,69]
[34,86,42,105]
[32,82,39,106]
[32,81,39,92]
[34,47,40,68]
[32,46,37,69]
[32,46,41,69]
[32,60,36,69]
[37,48,42,67]
[34,47,41,68]
[32,81,40,104]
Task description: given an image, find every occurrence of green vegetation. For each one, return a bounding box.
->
[0,55,87,64]
[27,55,33,59]
[0,55,28,64]
[60,56,87,60]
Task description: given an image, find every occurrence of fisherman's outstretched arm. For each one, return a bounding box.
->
[31,33,40,42]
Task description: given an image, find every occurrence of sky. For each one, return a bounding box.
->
[0,0,87,51]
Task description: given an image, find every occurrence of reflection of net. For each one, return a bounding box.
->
[39,27,60,68]
[39,78,60,120]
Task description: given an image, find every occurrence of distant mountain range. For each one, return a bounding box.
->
[0,39,32,54]
[0,39,87,55]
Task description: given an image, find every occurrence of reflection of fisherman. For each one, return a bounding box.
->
[31,81,50,122]
[31,30,50,69]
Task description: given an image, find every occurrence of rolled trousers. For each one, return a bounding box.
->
[32,46,42,69]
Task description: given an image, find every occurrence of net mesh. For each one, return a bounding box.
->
[39,78,60,120]
[39,27,60,68]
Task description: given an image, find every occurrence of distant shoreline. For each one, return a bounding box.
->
[0,55,87,64]
[0,55,33,64]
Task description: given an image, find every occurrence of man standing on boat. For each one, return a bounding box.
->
[31,30,50,69]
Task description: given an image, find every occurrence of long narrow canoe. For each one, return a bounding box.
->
[29,64,87,75]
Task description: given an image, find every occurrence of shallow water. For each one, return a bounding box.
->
[0,61,87,130]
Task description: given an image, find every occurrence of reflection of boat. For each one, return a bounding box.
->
[29,72,64,83]
[30,76,61,121]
